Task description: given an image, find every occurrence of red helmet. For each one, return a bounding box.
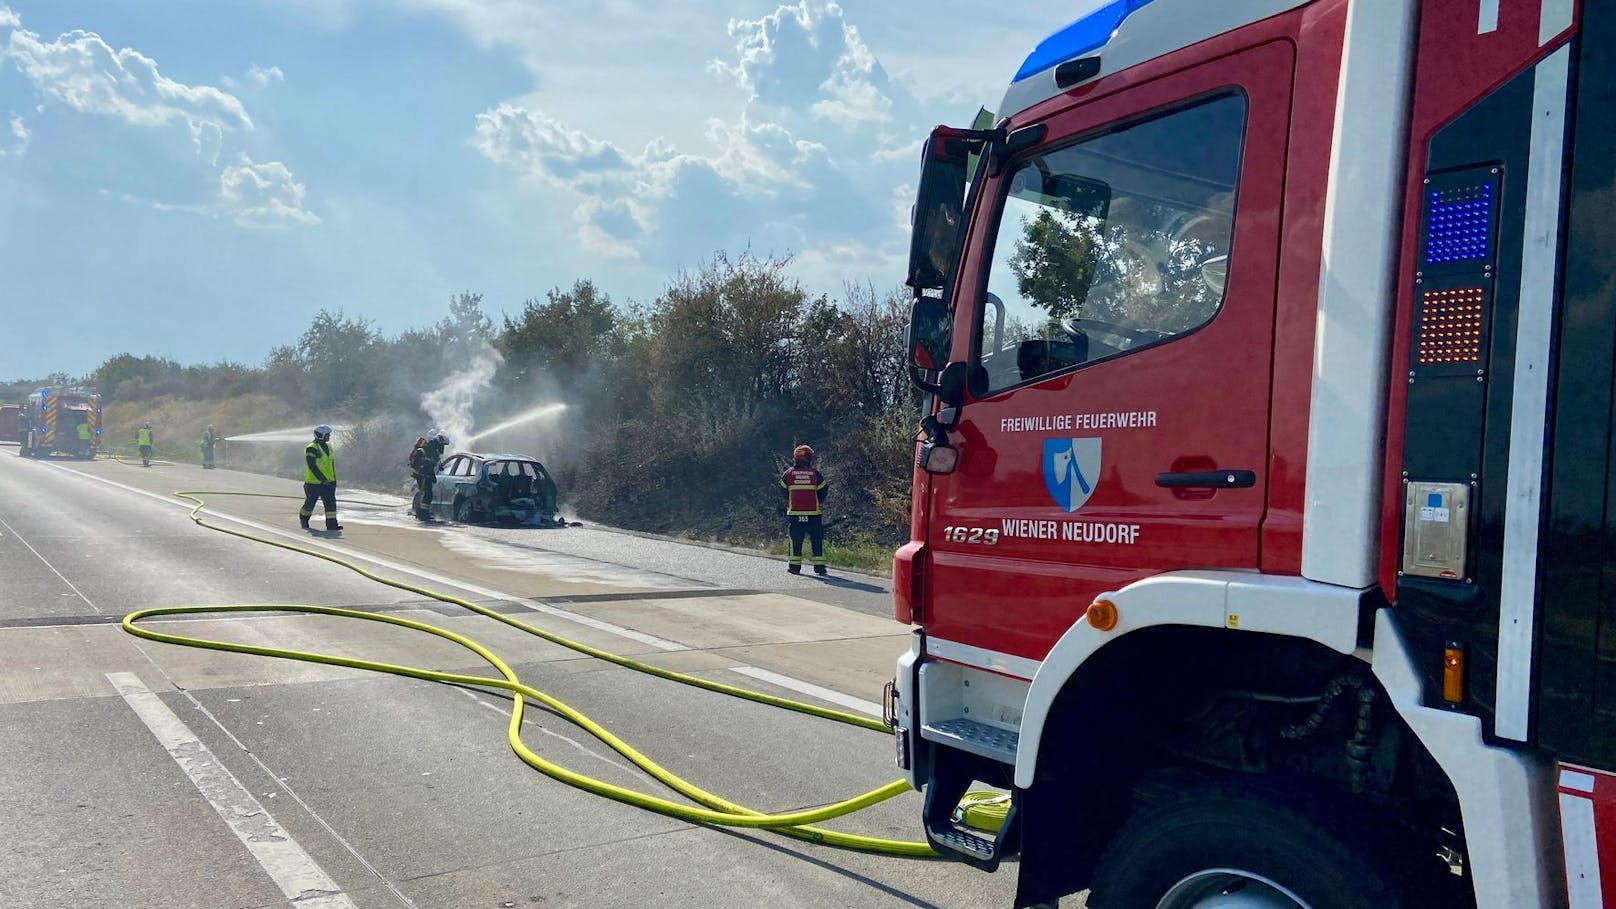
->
[793,444,815,463]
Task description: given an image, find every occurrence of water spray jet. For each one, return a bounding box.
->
[225,426,347,443]
[463,403,568,447]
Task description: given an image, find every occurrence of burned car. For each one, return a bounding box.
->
[429,452,564,526]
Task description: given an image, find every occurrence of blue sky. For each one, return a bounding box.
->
[0,0,1077,379]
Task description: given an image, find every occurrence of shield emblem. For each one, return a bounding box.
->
[1043,437,1102,513]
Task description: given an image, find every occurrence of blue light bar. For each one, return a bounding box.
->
[1425,182,1494,265]
[1012,0,1158,82]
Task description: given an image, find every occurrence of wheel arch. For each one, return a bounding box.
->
[1014,570,1365,788]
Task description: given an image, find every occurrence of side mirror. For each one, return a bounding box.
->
[906,127,974,291]
[907,296,951,372]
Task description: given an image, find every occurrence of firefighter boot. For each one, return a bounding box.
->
[787,565,802,575]
[814,565,828,576]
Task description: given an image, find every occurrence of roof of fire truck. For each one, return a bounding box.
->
[1001,0,1313,118]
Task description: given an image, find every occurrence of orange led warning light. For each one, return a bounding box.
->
[1417,287,1485,366]
[1442,643,1465,704]
[1087,598,1119,632]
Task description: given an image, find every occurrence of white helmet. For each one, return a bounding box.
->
[314,424,333,438]
[434,433,450,446]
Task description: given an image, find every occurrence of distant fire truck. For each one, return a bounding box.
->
[0,404,20,444]
[890,0,1611,906]
[20,387,101,459]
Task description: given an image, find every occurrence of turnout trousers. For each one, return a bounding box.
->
[300,483,338,529]
[412,475,435,519]
[787,514,825,567]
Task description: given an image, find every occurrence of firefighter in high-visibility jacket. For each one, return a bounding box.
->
[779,444,828,575]
[136,423,154,467]
[300,424,342,531]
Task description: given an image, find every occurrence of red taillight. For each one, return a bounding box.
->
[893,540,926,624]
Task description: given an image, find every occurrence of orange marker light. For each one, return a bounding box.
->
[1442,643,1465,705]
[1087,598,1118,632]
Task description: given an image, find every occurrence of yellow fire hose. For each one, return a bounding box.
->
[121,489,943,857]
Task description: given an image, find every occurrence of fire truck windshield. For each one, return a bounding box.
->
[977,92,1246,393]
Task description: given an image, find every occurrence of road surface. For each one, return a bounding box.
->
[0,451,1029,909]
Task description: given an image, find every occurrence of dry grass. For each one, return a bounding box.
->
[102,395,307,475]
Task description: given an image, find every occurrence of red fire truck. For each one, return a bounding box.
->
[890,0,1609,906]
[20,387,102,459]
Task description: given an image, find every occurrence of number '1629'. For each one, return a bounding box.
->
[942,526,1000,545]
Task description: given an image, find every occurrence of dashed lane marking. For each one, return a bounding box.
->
[107,671,359,909]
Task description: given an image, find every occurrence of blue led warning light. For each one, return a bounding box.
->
[1013,0,1158,82]
[1425,182,1494,265]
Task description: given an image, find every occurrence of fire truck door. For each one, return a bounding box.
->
[927,44,1292,662]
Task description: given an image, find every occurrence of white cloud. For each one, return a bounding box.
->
[471,103,630,187]
[1,112,26,155]
[713,1,895,129]
[219,157,320,228]
[473,0,927,284]
[3,27,252,135]
[0,16,317,229]
[0,6,18,28]
[247,64,284,86]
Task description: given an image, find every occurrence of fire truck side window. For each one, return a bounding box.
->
[976,93,1246,393]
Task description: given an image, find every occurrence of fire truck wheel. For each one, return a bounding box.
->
[1087,781,1402,909]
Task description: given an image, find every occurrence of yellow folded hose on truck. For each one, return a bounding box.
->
[122,489,940,857]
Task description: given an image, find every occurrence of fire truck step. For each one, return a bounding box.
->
[921,717,1019,765]
[921,754,1021,870]
[929,825,997,859]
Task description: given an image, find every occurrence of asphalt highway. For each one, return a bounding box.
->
[0,450,1029,909]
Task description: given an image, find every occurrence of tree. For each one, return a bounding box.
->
[92,354,183,401]
[438,291,491,347]
[498,280,617,383]
[297,310,381,410]
[645,252,804,410]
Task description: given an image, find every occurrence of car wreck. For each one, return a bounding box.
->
[429,452,565,526]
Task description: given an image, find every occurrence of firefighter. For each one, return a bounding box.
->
[778,444,828,575]
[137,422,154,467]
[299,424,342,531]
[75,417,92,456]
[200,425,216,469]
[408,431,449,521]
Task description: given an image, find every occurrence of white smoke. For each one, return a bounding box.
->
[421,339,502,450]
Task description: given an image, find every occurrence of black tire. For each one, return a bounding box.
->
[1087,781,1402,909]
[453,495,475,523]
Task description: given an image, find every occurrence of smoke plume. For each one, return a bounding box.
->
[421,339,502,450]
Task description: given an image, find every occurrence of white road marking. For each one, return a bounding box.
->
[0,508,101,613]
[107,672,357,908]
[453,687,638,774]
[55,463,887,716]
[728,666,884,717]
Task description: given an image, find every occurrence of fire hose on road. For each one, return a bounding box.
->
[119,489,1012,857]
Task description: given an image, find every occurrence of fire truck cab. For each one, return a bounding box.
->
[893,0,1612,906]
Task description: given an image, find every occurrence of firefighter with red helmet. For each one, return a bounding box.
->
[779,444,828,575]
